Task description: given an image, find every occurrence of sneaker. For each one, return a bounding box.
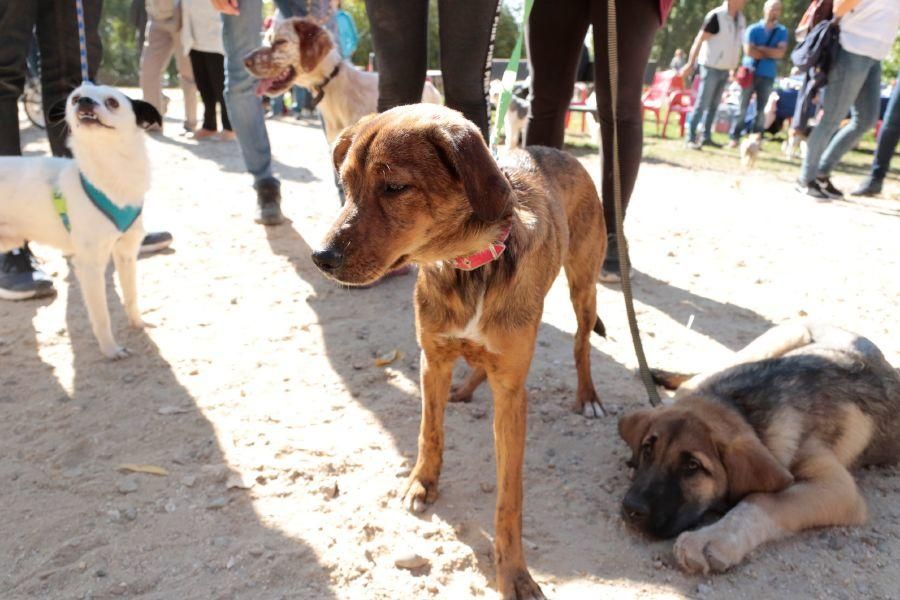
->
[795,179,829,199]
[0,245,56,301]
[851,177,883,197]
[254,177,285,226]
[140,231,174,255]
[684,138,702,150]
[815,176,844,199]
[701,138,723,149]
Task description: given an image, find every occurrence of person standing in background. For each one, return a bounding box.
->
[852,78,899,197]
[525,0,672,283]
[140,0,198,134]
[796,0,900,199]
[181,0,233,140]
[728,0,787,147]
[669,48,686,70]
[680,0,747,150]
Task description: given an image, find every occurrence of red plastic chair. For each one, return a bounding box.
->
[642,70,684,134]
[662,89,695,139]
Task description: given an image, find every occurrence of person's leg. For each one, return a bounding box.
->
[700,68,728,144]
[799,47,873,185]
[209,52,231,131]
[524,0,589,149]
[0,0,34,155]
[855,79,899,195]
[190,49,217,131]
[437,0,501,140]
[817,60,881,180]
[687,67,715,143]
[38,0,102,156]
[730,83,754,141]
[592,0,659,281]
[139,16,174,117]
[753,77,774,134]
[173,31,198,131]
[364,0,429,112]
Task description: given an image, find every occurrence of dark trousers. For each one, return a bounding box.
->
[0,0,103,157]
[364,0,501,141]
[189,49,231,131]
[872,78,899,182]
[525,0,658,235]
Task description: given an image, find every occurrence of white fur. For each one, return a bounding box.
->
[0,83,152,359]
[740,132,761,169]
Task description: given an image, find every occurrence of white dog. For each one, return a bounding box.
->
[0,83,161,359]
[489,79,531,150]
[740,132,762,169]
[245,17,442,143]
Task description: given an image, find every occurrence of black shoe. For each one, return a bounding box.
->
[254,177,285,225]
[0,245,56,301]
[851,177,883,197]
[139,231,174,254]
[815,176,844,199]
[795,179,828,200]
[701,138,723,149]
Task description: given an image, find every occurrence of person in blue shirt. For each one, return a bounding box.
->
[729,0,788,146]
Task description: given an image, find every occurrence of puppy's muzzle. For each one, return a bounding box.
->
[311,247,344,273]
[622,491,650,527]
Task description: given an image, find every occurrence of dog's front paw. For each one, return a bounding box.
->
[401,473,438,514]
[674,529,745,574]
[103,346,132,360]
[499,567,546,600]
[577,389,606,419]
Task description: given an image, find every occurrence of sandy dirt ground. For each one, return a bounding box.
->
[2,91,899,600]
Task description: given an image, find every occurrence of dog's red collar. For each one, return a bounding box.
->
[451,224,512,271]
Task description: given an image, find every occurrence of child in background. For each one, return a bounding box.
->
[181,0,234,140]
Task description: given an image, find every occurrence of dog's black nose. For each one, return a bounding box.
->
[312,248,344,272]
[76,96,97,110]
[622,493,650,523]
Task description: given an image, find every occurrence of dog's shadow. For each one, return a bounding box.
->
[0,268,337,598]
[264,222,710,595]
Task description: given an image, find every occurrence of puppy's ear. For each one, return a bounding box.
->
[292,18,333,73]
[429,124,513,222]
[129,98,163,130]
[618,409,654,467]
[722,435,793,501]
[332,112,378,172]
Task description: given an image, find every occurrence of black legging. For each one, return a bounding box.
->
[364,0,500,140]
[189,49,230,132]
[526,0,659,235]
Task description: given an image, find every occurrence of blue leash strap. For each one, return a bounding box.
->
[75,0,90,82]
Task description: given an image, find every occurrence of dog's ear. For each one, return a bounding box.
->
[292,18,333,73]
[618,409,655,467]
[332,112,378,172]
[721,435,793,501]
[128,98,163,130]
[428,124,513,223]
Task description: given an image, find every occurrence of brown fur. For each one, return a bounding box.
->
[618,321,900,574]
[313,105,608,599]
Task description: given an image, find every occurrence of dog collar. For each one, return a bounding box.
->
[451,224,512,271]
[311,64,341,108]
[80,173,142,233]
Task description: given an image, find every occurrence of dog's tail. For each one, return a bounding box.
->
[592,315,606,338]
[649,368,695,391]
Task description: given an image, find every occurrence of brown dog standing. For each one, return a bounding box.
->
[312,105,607,599]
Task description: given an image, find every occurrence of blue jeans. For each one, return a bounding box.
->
[730,75,774,140]
[687,66,729,143]
[221,0,305,185]
[800,46,881,183]
[871,79,899,181]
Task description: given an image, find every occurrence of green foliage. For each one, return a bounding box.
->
[99,0,142,86]
[883,35,900,81]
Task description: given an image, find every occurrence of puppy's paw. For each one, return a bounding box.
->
[674,529,744,574]
[499,567,546,600]
[577,390,605,419]
[401,473,438,514]
[104,346,132,360]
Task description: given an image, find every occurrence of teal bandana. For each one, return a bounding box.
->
[79,173,142,233]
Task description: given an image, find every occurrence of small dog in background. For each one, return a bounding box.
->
[0,83,161,358]
[245,17,442,143]
[489,79,530,150]
[782,126,808,160]
[740,132,761,169]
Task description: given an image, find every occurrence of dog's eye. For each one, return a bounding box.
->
[105,97,119,110]
[640,441,653,460]
[385,183,407,194]
[71,94,81,105]
[683,458,702,474]
[272,39,286,48]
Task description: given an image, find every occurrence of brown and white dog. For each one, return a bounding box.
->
[619,320,900,574]
[244,17,442,143]
[311,104,608,599]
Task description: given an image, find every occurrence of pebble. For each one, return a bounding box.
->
[696,582,713,596]
[394,553,429,570]
[206,496,229,510]
[117,477,138,494]
[123,507,137,521]
[480,482,495,493]
[248,545,265,557]
[181,475,196,488]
